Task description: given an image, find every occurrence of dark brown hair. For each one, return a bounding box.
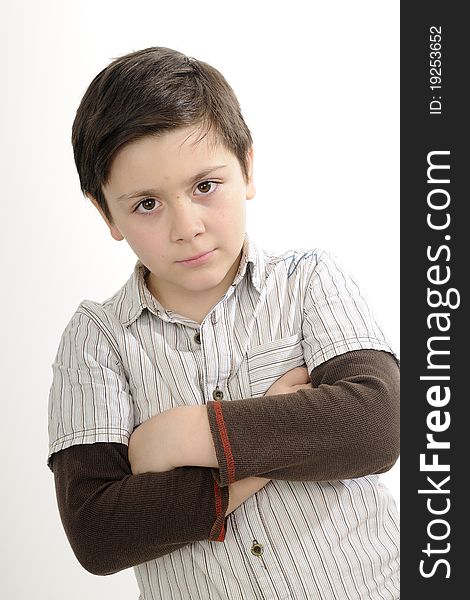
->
[71,47,253,223]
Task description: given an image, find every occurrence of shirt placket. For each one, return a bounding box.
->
[199,307,231,404]
[232,494,293,600]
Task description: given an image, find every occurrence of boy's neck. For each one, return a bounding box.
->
[145,257,242,325]
[156,291,218,324]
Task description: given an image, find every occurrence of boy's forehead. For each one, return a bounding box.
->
[130,125,221,157]
[104,126,237,197]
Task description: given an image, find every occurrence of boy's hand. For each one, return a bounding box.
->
[227,476,271,515]
[265,366,313,396]
[128,405,218,475]
[128,407,183,474]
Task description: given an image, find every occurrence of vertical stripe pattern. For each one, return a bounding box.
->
[48,234,399,599]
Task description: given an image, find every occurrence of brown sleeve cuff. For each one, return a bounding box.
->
[207,349,400,486]
[207,400,236,488]
[208,474,230,541]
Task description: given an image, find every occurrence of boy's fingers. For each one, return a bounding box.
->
[280,366,310,385]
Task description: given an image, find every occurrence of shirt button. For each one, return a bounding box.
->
[194,331,201,344]
[250,541,264,557]
[212,388,224,400]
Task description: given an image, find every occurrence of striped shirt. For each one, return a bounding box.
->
[48,234,400,599]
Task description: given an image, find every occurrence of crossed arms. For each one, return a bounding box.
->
[51,349,399,575]
[126,365,314,516]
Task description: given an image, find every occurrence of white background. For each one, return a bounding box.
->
[0,1,399,598]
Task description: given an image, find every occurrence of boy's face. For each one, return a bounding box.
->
[93,125,255,314]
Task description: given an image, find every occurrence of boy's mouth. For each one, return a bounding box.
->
[176,249,215,265]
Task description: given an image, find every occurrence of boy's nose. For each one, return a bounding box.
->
[169,199,206,242]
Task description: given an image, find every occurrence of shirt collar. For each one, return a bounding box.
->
[113,233,265,327]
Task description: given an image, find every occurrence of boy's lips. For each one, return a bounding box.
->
[176,249,216,265]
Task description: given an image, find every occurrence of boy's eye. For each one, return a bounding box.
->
[195,180,219,195]
[135,198,159,214]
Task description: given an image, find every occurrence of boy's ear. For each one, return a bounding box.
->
[245,147,256,201]
[87,195,124,241]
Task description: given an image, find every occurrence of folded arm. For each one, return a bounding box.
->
[51,443,229,575]
[129,349,399,487]
[52,442,271,575]
[207,349,400,486]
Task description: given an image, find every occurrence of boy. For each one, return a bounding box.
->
[48,47,400,599]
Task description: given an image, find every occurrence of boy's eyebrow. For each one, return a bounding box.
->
[116,164,228,202]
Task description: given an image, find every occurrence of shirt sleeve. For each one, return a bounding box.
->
[48,308,229,574]
[301,250,397,370]
[48,308,134,460]
[51,442,229,575]
[207,348,399,487]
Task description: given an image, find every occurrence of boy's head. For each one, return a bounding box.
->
[72,46,253,225]
[71,47,256,316]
